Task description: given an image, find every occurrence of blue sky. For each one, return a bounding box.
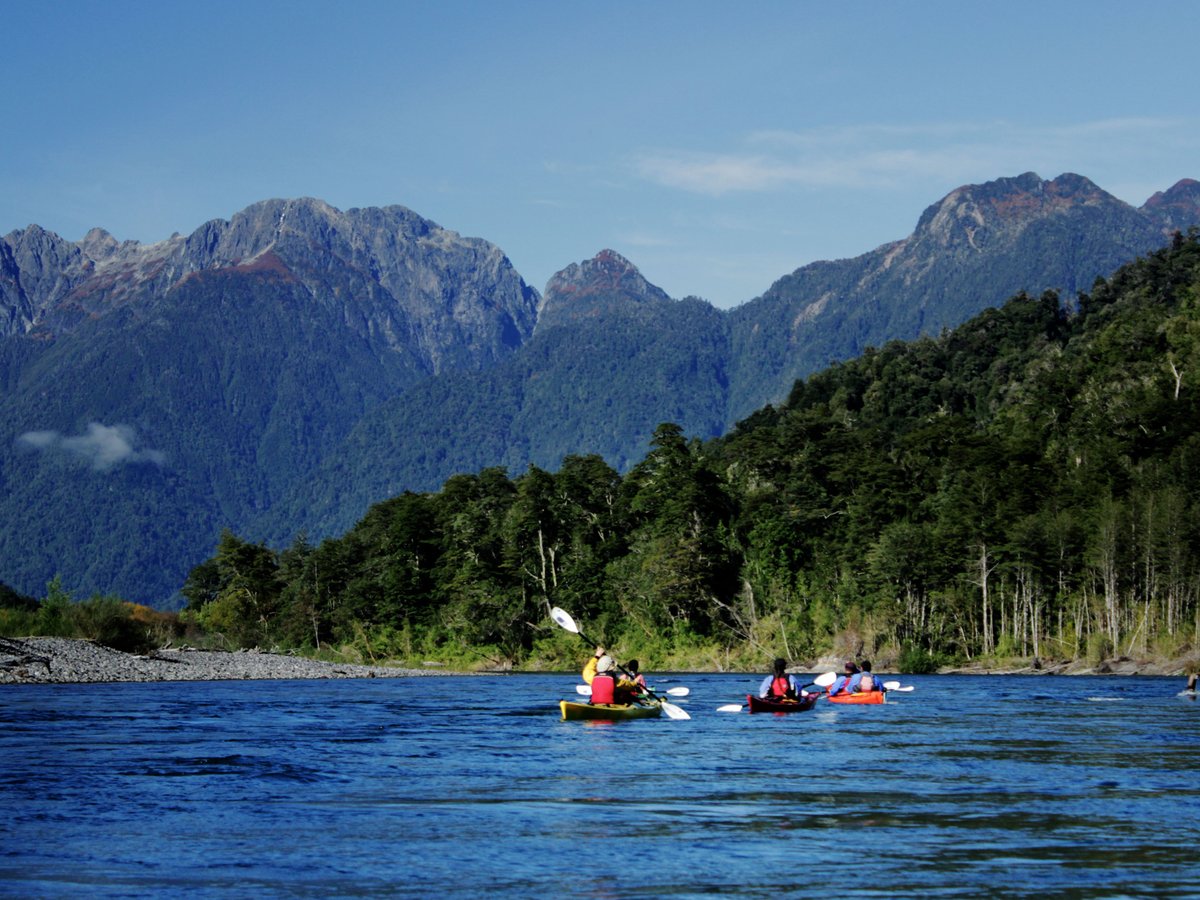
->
[4,1,1199,309]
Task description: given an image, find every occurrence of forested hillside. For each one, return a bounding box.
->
[178,234,1200,670]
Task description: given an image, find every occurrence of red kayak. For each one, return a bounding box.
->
[745,694,819,713]
[826,691,886,705]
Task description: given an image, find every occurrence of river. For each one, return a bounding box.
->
[1,673,1197,898]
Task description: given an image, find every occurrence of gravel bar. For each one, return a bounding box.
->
[0,637,450,685]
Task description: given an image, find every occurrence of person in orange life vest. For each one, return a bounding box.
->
[582,646,638,705]
[827,660,861,697]
[758,658,805,700]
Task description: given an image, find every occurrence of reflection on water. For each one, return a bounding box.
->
[1,674,1198,898]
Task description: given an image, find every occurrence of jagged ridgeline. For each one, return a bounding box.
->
[181,235,1200,667]
[1,174,1199,607]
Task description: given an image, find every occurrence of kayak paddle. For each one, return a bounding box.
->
[576,684,689,697]
[550,606,691,720]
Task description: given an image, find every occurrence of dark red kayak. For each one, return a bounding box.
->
[745,694,819,713]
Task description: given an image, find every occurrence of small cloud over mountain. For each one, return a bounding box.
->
[16,423,166,471]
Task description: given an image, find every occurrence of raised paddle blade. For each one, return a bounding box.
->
[814,672,837,688]
[549,607,580,634]
[659,700,691,720]
[716,704,744,713]
[575,684,592,695]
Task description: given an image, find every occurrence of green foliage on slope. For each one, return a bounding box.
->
[259,296,733,541]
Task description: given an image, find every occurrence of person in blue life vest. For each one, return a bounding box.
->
[759,657,806,701]
[582,646,639,705]
[827,660,860,697]
[848,659,884,694]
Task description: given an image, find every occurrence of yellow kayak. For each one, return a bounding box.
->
[559,700,663,721]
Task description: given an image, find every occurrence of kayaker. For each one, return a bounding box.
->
[851,660,883,693]
[758,658,805,701]
[582,647,639,705]
[625,659,649,691]
[827,660,861,697]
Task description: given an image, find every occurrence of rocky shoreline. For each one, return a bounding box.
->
[938,658,1196,677]
[0,637,451,685]
[2,636,1195,686]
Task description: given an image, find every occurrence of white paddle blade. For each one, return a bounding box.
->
[883,681,900,690]
[575,684,592,695]
[716,704,744,713]
[814,671,837,688]
[660,701,691,720]
[665,687,689,697]
[891,685,915,692]
[549,607,580,634]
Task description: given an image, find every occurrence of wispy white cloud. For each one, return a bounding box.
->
[616,230,678,249]
[16,422,166,471]
[633,118,1194,196]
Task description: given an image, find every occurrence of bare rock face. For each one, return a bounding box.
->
[1141,178,1200,235]
[537,248,673,331]
[1,198,539,375]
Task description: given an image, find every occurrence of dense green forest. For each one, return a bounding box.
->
[10,234,1200,672]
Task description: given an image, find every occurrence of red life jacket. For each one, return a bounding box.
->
[591,674,616,704]
[771,675,793,698]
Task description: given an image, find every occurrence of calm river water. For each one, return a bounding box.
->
[1,673,1198,898]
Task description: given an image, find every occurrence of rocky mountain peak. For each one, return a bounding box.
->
[79,228,122,261]
[911,172,1121,253]
[536,249,672,332]
[0,199,540,372]
[1141,178,1200,233]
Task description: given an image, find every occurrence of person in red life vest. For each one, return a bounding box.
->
[758,657,805,701]
[827,660,861,697]
[582,646,639,705]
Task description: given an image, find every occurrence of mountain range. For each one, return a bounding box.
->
[2,173,1198,605]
